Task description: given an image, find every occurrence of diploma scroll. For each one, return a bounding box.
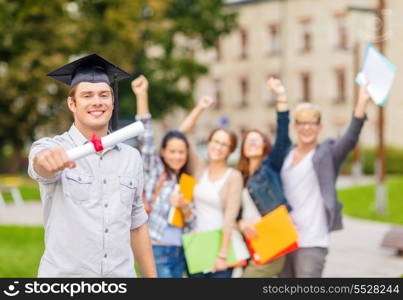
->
[66,121,144,161]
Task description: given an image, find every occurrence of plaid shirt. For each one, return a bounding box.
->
[136,114,196,242]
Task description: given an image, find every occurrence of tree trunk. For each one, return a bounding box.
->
[8,143,23,173]
[0,142,5,172]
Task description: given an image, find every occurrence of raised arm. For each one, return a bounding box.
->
[263,77,292,172]
[179,96,214,134]
[132,75,150,116]
[354,85,370,119]
[331,85,370,166]
[179,96,214,176]
[132,75,163,183]
[268,77,289,113]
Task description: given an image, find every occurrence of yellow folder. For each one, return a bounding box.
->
[168,173,196,228]
[247,205,298,265]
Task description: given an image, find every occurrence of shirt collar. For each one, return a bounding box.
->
[68,124,122,151]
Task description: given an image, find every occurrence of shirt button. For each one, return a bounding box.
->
[78,177,81,182]
[100,156,103,160]
[105,228,109,233]
[104,203,108,208]
[103,179,107,184]
[104,254,107,258]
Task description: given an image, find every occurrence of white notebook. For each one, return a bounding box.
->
[356,44,397,106]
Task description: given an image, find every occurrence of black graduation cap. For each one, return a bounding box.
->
[47,54,131,131]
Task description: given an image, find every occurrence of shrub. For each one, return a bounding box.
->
[341,147,403,175]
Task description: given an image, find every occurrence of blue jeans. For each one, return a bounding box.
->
[152,245,186,278]
[190,268,233,278]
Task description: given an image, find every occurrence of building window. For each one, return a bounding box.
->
[239,28,248,59]
[239,77,249,107]
[215,38,222,61]
[300,19,312,53]
[268,24,281,55]
[334,69,346,103]
[300,72,311,102]
[214,79,222,110]
[335,14,348,50]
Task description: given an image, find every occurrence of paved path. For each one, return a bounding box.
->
[324,216,403,277]
[336,175,374,189]
[0,201,43,226]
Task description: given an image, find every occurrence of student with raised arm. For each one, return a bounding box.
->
[179,97,243,278]
[237,77,292,277]
[279,85,371,278]
[133,75,196,278]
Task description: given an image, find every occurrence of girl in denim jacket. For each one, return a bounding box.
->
[237,78,292,277]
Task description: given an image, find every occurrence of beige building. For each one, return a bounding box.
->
[158,0,403,152]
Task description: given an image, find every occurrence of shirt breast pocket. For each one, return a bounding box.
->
[63,171,93,204]
[119,176,137,208]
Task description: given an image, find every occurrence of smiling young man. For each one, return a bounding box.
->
[28,54,156,278]
[279,86,371,278]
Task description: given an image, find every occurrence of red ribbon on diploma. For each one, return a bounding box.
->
[90,132,104,152]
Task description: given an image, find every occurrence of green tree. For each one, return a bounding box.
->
[76,0,237,119]
[0,0,237,172]
[139,0,238,118]
[0,0,79,172]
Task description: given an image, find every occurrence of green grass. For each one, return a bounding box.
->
[0,226,44,277]
[338,177,403,225]
[0,226,144,278]
[1,186,40,202]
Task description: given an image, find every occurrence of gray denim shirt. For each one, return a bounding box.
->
[28,124,148,277]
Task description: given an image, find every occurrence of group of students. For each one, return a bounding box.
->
[28,54,370,278]
[132,72,371,278]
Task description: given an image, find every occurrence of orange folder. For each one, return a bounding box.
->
[246,205,299,265]
[168,173,196,228]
